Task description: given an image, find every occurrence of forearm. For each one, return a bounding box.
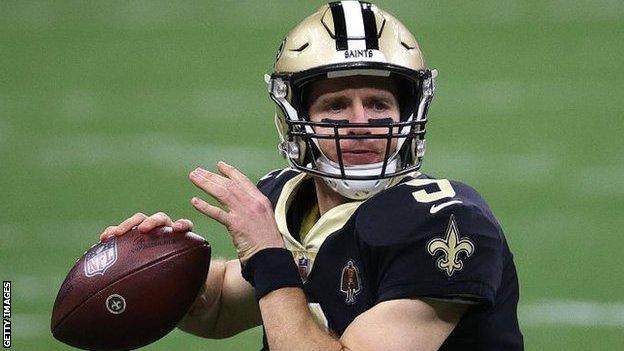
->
[178,259,261,339]
[259,288,465,351]
[259,287,346,351]
[177,259,226,337]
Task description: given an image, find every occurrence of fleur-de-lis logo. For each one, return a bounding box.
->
[427,214,475,277]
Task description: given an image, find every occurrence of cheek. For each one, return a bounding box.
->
[390,138,398,154]
[317,139,337,159]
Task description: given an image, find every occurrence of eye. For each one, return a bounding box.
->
[369,100,389,112]
[326,101,345,112]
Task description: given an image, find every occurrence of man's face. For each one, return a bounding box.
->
[306,75,401,166]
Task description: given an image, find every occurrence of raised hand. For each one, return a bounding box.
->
[188,161,284,264]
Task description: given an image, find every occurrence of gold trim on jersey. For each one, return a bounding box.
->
[275,171,420,278]
[275,173,364,276]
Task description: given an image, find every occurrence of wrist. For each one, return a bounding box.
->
[241,248,303,300]
[237,241,285,266]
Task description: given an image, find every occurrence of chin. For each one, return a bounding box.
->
[339,152,383,165]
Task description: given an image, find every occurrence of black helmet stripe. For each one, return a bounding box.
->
[329,2,348,50]
[361,2,379,50]
[329,1,379,51]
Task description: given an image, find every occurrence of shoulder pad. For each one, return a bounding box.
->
[256,168,301,206]
[356,176,502,247]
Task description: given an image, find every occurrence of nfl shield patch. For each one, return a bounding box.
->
[297,255,310,282]
[84,239,118,277]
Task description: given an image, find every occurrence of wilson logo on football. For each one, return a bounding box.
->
[84,240,118,277]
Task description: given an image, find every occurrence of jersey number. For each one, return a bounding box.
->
[404,179,463,214]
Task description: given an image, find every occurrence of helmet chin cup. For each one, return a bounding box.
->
[317,156,398,200]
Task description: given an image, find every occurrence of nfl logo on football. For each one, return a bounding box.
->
[84,240,118,277]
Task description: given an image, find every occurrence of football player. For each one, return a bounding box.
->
[100,1,523,350]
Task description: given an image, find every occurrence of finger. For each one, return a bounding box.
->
[215,162,271,205]
[99,225,119,241]
[99,212,147,241]
[172,218,194,232]
[107,212,148,238]
[189,168,238,206]
[191,197,230,227]
[217,161,268,209]
[216,161,257,192]
[137,212,173,234]
[191,167,230,187]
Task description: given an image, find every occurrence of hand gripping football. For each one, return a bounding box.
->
[51,227,211,350]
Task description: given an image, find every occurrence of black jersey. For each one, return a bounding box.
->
[256,168,523,350]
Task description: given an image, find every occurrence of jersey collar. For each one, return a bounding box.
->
[275,172,364,252]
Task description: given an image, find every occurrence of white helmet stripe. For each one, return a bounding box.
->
[341,1,366,50]
[330,1,379,51]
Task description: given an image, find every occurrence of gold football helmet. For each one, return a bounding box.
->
[267,1,436,199]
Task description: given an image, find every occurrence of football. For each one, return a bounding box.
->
[51,226,211,350]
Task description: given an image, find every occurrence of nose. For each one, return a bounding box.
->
[347,100,371,135]
[350,99,367,123]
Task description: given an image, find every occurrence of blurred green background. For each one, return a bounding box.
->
[1,0,623,350]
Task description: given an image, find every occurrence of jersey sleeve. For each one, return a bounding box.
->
[356,179,504,307]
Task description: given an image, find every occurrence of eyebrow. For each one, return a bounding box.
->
[317,95,349,106]
[314,92,396,106]
[363,95,394,104]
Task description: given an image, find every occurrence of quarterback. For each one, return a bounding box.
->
[100,1,523,350]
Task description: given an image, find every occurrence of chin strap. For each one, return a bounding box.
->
[317,156,399,200]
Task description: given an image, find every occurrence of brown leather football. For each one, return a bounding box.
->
[51,226,211,350]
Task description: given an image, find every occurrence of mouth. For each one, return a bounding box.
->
[341,149,382,165]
